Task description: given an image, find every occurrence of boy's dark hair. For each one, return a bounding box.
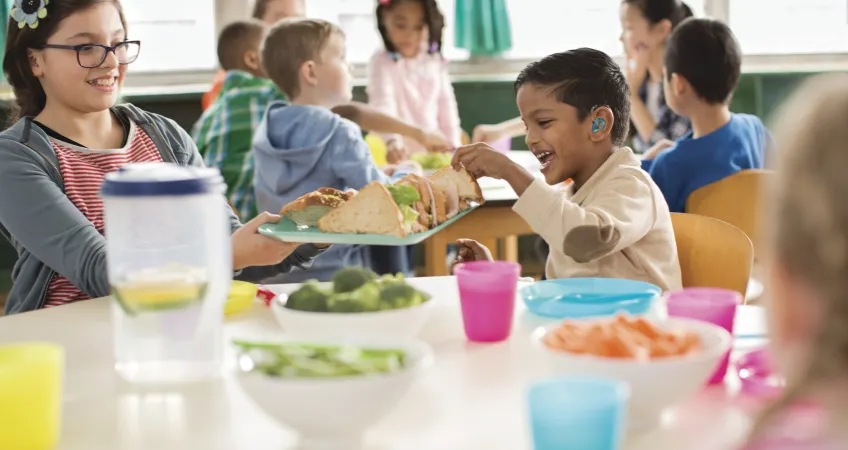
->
[261,18,342,99]
[3,0,128,118]
[376,0,444,56]
[515,48,631,146]
[622,0,693,28]
[217,20,266,71]
[665,18,741,104]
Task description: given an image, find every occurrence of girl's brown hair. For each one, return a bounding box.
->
[376,0,444,57]
[751,73,848,438]
[3,0,127,118]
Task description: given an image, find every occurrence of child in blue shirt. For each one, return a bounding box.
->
[641,18,770,213]
[253,18,419,282]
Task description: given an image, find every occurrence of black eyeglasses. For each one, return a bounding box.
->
[35,40,141,69]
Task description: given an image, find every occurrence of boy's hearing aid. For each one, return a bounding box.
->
[592,117,607,133]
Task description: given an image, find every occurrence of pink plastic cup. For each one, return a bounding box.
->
[454,261,521,342]
[666,288,742,384]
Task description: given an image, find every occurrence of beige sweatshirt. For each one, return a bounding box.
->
[513,147,682,291]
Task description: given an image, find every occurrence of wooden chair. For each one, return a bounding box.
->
[671,213,754,297]
[685,169,775,254]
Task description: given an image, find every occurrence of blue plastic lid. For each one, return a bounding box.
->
[101,163,224,197]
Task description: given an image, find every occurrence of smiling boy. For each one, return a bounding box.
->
[453,48,681,291]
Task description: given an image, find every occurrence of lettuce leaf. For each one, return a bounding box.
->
[399,205,419,226]
[385,184,420,207]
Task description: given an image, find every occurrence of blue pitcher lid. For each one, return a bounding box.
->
[101,163,224,197]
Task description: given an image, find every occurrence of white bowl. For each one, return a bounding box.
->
[531,317,732,431]
[233,337,433,449]
[271,292,435,339]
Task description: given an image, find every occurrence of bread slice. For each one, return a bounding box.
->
[317,182,407,237]
[429,167,484,204]
[280,188,353,227]
[429,167,484,215]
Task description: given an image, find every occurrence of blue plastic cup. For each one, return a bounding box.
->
[527,377,629,450]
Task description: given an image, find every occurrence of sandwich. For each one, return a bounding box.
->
[280,187,356,227]
[428,166,485,218]
[317,182,421,237]
[317,166,484,237]
[396,174,447,232]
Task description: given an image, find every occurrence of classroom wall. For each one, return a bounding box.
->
[0,72,817,294]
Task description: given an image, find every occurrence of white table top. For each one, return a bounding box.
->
[0,277,768,450]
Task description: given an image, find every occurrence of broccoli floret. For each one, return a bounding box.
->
[328,282,381,313]
[379,282,429,310]
[285,281,329,312]
[332,266,378,293]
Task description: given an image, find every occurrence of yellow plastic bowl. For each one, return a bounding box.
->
[225,281,258,316]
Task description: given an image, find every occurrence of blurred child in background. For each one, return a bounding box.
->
[368,0,461,163]
[202,0,306,111]
[741,74,848,449]
[641,18,769,213]
[453,49,681,291]
[253,18,422,282]
[619,0,693,153]
[194,19,450,220]
[472,0,693,155]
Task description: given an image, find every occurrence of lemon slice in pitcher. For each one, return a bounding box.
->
[113,268,207,316]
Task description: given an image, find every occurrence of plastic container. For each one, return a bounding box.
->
[101,163,232,384]
[527,377,629,450]
[666,288,742,384]
[0,343,64,450]
[454,261,521,342]
[521,278,661,319]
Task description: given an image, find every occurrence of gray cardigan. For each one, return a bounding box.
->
[0,104,324,314]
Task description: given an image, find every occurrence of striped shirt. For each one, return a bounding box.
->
[42,120,163,308]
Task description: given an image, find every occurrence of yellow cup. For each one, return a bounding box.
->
[0,343,63,450]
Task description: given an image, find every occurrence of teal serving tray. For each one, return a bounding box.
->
[258,204,479,246]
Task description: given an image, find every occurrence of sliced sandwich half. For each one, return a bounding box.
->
[428,166,485,218]
[317,182,421,237]
[280,187,355,227]
[396,173,447,232]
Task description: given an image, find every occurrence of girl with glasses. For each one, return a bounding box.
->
[0,0,326,314]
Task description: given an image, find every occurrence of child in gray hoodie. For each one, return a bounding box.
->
[253,18,420,282]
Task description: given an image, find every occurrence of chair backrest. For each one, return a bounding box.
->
[685,169,775,254]
[671,213,754,297]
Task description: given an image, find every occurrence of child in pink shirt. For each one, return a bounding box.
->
[739,74,848,450]
[368,0,461,162]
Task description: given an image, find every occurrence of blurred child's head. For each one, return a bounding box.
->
[252,0,306,25]
[759,74,848,423]
[217,20,268,78]
[619,0,693,58]
[663,18,740,115]
[514,48,630,187]
[376,0,444,59]
[262,18,351,107]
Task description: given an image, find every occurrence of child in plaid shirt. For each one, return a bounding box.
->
[193,20,450,220]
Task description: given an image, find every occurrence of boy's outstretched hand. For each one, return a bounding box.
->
[452,143,515,179]
[416,128,452,153]
[452,143,536,196]
[454,239,494,265]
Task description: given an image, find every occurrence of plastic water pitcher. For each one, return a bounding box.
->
[101,163,232,384]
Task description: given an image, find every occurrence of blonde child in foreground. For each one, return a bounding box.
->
[738,75,848,449]
[453,49,681,291]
